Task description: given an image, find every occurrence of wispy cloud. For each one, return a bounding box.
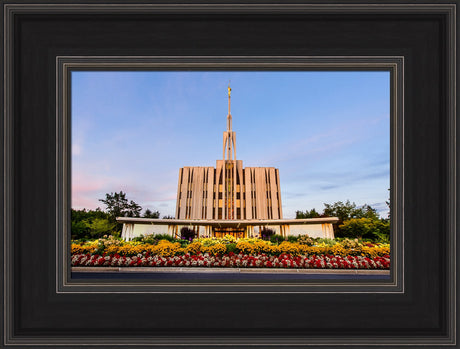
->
[253,114,388,167]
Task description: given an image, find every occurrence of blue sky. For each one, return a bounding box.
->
[71,71,390,218]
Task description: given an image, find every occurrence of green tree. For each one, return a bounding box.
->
[98,191,142,233]
[71,208,113,240]
[323,200,380,221]
[296,208,321,219]
[143,209,160,218]
[99,191,142,218]
[295,200,387,241]
[85,218,116,238]
[71,219,88,239]
[356,204,380,220]
[323,200,359,221]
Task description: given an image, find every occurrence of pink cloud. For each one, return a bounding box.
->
[72,171,109,191]
[72,170,178,210]
[71,172,114,209]
[72,195,102,210]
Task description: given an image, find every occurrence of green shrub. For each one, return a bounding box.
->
[71,220,89,240]
[155,234,175,242]
[71,208,115,240]
[270,234,285,244]
[176,238,190,248]
[365,219,390,242]
[85,218,116,239]
[132,233,175,244]
[339,218,376,239]
[226,243,238,254]
[339,218,390,241]
[287,235,298,243]
[314,238,337,246]
[72,237,92,244]
[373,231,390,244]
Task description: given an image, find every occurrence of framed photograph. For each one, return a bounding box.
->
[2,1,457,347]
[64,60,398,288]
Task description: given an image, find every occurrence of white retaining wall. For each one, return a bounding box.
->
[122,223,335,241]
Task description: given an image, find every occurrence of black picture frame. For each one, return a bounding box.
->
[59,56,401,292]
[2,1,457,347]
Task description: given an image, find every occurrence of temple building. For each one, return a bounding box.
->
[118,86,338,240]
[176,86,282,222]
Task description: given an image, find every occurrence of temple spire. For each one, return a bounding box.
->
[222,83,236,162]
[222,83,236,220]
[227,83,232,131]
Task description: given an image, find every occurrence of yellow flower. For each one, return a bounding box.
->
[70,237,390,259]
[185,241,201,255]
[278,241,300,256]
[236,241,255,254]
[151,240,181,257]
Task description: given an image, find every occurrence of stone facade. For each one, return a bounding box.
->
[175,164,282,220]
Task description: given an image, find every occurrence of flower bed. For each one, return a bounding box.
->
[71,236,390,269]
[71,252,390,269]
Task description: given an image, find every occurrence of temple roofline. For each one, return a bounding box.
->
[117,217,339,226]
